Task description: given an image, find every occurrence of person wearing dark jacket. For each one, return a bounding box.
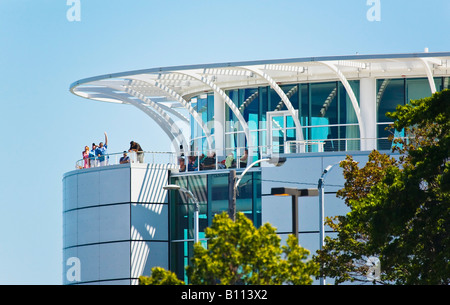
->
[129,141,144,163]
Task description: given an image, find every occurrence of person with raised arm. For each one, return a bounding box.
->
[96,132,108,166]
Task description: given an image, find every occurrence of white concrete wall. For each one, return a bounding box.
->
[62,163,172,285]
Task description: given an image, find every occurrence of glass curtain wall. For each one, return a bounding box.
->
[342,81,360,151]
[226,85,301,158]
[221,81,361,156]
[376,77,438,150]
[268,85,299,154]
[190,94,214,155]
[226,89,256,166]
[302,81,360,152]
[169,172,261,282]
[169,175,207,283]
[188,77,445,156]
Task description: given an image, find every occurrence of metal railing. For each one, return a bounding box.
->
[75,151,178,169]
[285,137,404,153]
[75,136,405,171]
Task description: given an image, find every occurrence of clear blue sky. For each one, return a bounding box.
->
[0,0,449,284]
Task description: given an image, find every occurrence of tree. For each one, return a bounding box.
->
[139,267,184,285]
[187,212,319,285]
[140,212,318,285]
[314,90,450,285]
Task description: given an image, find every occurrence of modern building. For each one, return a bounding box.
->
[64,52,450,284]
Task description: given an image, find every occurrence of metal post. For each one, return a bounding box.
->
[292,194,299,240]
[228,169,236,221]
[318,177,325,253]
[318,163,339,286]
[318,177,325,285]
[271,187,318,243]
[193,200,199,244]
[230,157,286,222]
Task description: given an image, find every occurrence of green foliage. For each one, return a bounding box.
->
[315,90,450,285]
[187,212,319,285]
[139,267,185,285]
[139,212,318,285]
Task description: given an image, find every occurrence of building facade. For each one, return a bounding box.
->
[64,52,450,284]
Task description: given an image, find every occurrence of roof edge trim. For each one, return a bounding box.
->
[69,51,450,90]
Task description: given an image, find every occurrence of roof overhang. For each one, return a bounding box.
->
[69,51,450,153]
[70,52,450,107]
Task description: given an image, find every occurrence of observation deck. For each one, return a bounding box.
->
[74,134,402,174]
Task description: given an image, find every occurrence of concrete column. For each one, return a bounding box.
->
[214,92,225,157]
[360,78,377,151]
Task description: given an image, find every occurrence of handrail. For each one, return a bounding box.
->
[75,151,178,169]
[75,136,407,171]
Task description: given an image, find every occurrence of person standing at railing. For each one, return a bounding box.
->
[96,132,108,166]
[129,141,144,163]
[90,143,97,167]
[82,146,91,168]
[120,151,130,164]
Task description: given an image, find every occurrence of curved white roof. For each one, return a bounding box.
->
[70,52,450,154]
[70,52,450,106]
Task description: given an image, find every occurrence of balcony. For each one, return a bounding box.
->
[75,151,178,169]
[75,134,402,174]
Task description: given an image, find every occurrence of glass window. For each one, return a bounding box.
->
[377,79,405,123]
[264,84,300,113]
[240,88,260,157]
[225,88,261,158]
[189,97,198,153]
[406,78,432,103]
[170,176,188,241]
[259,86,269,123]
[253,172,262,227]
[284,84,300,111]
[271,128,285,154]
[377,79,406,149]
[226,89,241,132]
[169,176,207,241]
[209,174,230,219]
[197,94,207,137]
[272,115,284,129]
[169,174,208,281]
[309,82,338,141]
[236,172,253,219]
[339,81,359,125]
[189,94,214,155]
[339,81,360,151]
[376,77,435,151]
[170,240,190,282]
[240,88,259,126]
[434,77,443,92]
[207,93,214,124]
[189,175,208,242]
[269,87,281,112]
[311,82,338,125]
[267,111,300,154]
[443,77,450,90]
[169,171,263,282]
[300,83,309,128]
